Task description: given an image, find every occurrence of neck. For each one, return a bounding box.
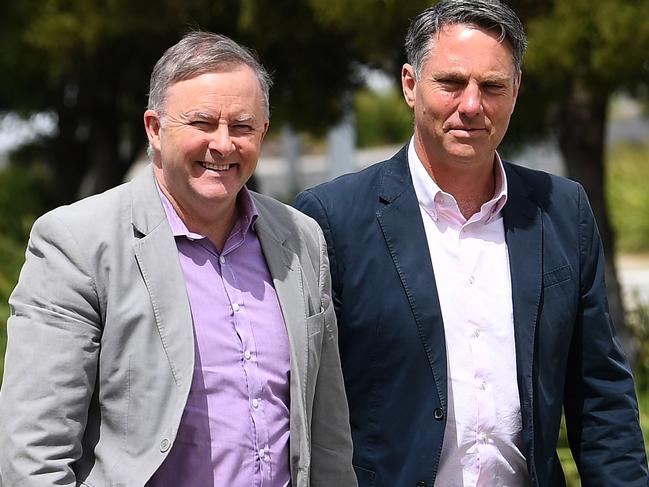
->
[175,198,238,252]
[160,191,239,253]
[197,206,239,252]
[415,144,497,220]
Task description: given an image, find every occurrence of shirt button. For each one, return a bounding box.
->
[219,255,226,264]
[232,303,240,312]
[480,380,487,390]
[252,398,260,409]
[244,350,252,360]
[472,328,481,338]
[468,275,475,285]
[478,432,488,443]
[259,448,265,459]
[160,438,171,452]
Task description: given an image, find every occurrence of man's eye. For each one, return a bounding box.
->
[231,124,254,133]
[438,79,464,89]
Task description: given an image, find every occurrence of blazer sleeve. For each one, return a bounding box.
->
[307,222,357,487]
[563,185,648,485]
[0,212,101,486]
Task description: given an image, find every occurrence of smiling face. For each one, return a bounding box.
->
[402,23,520,173]
[144,65,268,227]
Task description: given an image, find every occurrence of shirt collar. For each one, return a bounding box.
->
[407,137,508,224]
[156,183,259,240]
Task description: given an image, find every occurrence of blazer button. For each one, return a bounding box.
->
[416,481,426,487]
[160,438,171,452]
[433,407,445,421]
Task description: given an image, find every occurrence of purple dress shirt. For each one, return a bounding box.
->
[147,187,291,487]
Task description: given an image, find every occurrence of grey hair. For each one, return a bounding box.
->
[405,0,527,78]
[147,31,272,119]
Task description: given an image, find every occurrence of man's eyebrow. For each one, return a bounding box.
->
[431,72,513,86]
[431,71,466,80]
[182,112,258,123]
[231,114,257,124]
[183,111,216,120]
[480,74,511,84]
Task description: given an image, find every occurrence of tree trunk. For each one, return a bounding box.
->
[77,116,125,199]
[48,94,89,206]
[557,84,636,365]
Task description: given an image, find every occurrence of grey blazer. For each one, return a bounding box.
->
[0,167,356,487]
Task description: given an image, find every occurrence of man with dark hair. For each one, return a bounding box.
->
[0,31,356,487]
[295,1,648,485]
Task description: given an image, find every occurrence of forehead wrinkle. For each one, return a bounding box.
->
[430,66,515,84]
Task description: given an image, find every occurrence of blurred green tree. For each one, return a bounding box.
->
[0,0,358,204]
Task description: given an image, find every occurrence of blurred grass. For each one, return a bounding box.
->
[607,138,649,253]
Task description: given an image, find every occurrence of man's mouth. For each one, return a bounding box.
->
[200,161,231,171]
[447,127,486,137]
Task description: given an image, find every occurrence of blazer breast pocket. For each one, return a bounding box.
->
[539,263,577,345]
[543,264,573,289]
[306,307,325,351]
[305,301,335,371]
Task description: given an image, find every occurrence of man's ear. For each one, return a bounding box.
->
[402,63,417,109]
[260,120,270,142]
[144,110,162,152]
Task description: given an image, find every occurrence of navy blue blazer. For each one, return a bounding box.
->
[294,146,648,487]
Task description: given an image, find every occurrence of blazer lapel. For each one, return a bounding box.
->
[252,200,308,405]
[375,148,448,410]
[130,167,194,389]
[503,163,543,471]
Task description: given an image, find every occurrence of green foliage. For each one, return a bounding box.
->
[0,162,51,384]
[237,0,360,134]
[0,0,363,205]
[0,236,24,384]
[606,139,649,253]
[307,0,430,70]
[0,163,51,242]
[627,293,649,391]
[522,0,649,95]
[354,87,413,148]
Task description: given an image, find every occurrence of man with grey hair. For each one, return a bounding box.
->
[0,31,356,486]
[295,0,648,486]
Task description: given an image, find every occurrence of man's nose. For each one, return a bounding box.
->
[208,124,235,157]
[458,82,483,118]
